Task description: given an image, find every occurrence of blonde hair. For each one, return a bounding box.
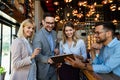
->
[62,21,79,46]
[17,19,35,40]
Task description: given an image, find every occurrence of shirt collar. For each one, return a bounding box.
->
[107,37,119,47]
[42,27,52,35]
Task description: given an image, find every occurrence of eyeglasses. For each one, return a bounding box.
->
[94,31,105,36]
[45,21,55,25]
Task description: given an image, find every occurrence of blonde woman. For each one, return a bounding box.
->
[58,21,87,80]
[10,19,40,80]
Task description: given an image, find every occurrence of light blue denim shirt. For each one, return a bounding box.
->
[43,28,54,56]
[92,38,120,77]
[59,39,87,60]
[23,38,36,80]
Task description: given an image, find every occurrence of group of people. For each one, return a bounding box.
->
[10,12,120,80]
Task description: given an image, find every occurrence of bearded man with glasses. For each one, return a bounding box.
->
[65,22,120,78]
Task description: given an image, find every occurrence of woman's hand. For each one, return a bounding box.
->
[54,48,59,55]
[31,48,41,59]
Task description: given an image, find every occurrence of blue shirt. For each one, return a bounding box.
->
[92,38,120,76]
[43,29,54,56]
[59,39,87,60]
[23,38,36,80]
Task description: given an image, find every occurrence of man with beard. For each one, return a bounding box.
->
[65,22,120,77]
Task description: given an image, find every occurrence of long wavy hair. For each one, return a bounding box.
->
[17,19,35,41]
[62,21,79,46]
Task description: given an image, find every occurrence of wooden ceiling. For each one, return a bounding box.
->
[0,0,34,23]
[0,1,25,23]
[40,0,120,22]
[40,0,102,13]
[1,0,120,24]
[40,0,120,30]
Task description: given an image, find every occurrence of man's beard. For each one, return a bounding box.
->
[96,38,106,44]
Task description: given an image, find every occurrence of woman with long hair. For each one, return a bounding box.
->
[58,21,87,80]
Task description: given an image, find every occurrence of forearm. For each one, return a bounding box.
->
[12,56,31,69]
[79,62,93,71]
[90,49,96,60]
[84,63,93,71]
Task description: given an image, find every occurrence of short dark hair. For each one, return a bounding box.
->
[95,22,116,35]
[43,12,55,19]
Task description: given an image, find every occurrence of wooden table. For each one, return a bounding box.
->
[82,70,102,80]
[82,70,120,80]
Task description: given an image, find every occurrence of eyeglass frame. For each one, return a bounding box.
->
[44,21,55,25]
[94,30,107,36]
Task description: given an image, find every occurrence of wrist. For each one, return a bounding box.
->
[30,56,32,60]
[30,55,34,60]
[83,63,87,69]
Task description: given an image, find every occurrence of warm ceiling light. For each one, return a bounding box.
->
[112,19,117,25]
[70,6,72,8]
[70,19,72,21]
[78,1,82,6]
[110,4,116,11]
[102,0,113,4]
[64,0,72,3]
[77,13,83,18]
[118,7,120,10]
[96,14,99,18]
[72,9,78,16]
[53,1,59,6]
[55,15,60,22]
[108,0,113,3]
[94,2,97,6]
[102,0,108,4]
[94,18,98,21]
[67,13,70,17]
[112,19,117,23]
[83,1,87,6]
[60,20,63,24]
[86,14,90,17]
[46,0,49,3]
[78,1,87,7]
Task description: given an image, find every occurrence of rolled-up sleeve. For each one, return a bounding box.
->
[93,64,112,73]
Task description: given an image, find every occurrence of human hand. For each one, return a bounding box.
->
[64,56,84,68]
[91,43,102,50]
[31,48,41,59]
[75,55,84,61]
[56,63,62,68]
[54,48,59,55]
[48,58,54,64]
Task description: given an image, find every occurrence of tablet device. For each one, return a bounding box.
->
[51,54,74,63]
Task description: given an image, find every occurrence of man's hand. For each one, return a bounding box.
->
[48,58,54,64]
[64,56,84,68]
[91,43,102,50]
[75,55,84,61]
[54,48,59,55]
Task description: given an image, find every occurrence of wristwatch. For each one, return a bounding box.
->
[84,63,87,68]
